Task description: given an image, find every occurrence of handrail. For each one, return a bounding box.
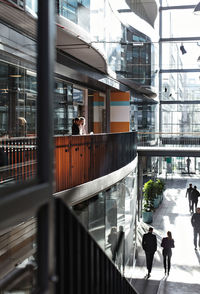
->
[138,131,200,135]
[54,198,138,294]
[0,263,35,291]
[0,137,37,183]
[0,132,137,192]
[137,131,200,147]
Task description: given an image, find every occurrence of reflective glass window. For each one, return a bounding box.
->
[162,9,200,38]
[162,0,197,6]
[72,168,137,276]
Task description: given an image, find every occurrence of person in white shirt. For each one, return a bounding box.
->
[79,117,86,135]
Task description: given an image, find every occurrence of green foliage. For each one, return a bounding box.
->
[155,179,165,195]
[143,180,157,212]
[143,200,154,212]
[143,180,157,199]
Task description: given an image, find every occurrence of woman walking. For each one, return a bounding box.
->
[161,231,175,275]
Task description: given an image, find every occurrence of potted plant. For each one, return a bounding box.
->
[155,179,165,203]
[142,180,156,223]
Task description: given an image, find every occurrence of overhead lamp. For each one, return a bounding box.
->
[132,42,144,47]
[180,45,187,55]
[194,2,200,14]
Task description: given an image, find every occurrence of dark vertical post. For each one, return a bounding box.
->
[37,0,55,292]
[137,156,143,220]
[106,88,110,133]
[159,0,163,140]
[37,204,49,292]
[37,0,55,184]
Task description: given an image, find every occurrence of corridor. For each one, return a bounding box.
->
[131,175,200,294]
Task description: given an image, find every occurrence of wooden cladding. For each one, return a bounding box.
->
[54,132,137,192]
[0,132,137,191]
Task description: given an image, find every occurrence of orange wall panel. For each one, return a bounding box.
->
[110,91,130,101]
[93,122,102,134]
[110,122,130,133]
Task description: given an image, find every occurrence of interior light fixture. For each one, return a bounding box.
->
[194,2,200,14]
[9,75,22,78]
[132,42,144,47]
[180,45,187,55]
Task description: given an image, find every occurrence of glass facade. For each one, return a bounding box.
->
[131,93,157,146]
[162,9,200,39]
[162,0,196,5]
[57,0,154,86]
[26,0,38,16]
[73,168,137,276]
[160,2,200,138]
[0,60,37,137]
[158,1,200,175]
[0,58,88,137]
[161,103,200,135]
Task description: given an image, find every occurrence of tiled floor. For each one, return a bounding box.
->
[130,174,200,294]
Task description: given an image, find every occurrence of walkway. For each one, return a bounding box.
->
[130,174,200,294]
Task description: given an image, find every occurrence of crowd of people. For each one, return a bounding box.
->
[141,183,200,279]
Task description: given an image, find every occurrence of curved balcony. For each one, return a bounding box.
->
[0,132,137,191]
[55,132,137,192]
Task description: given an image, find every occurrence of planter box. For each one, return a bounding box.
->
[142,211,153,223]
[158,193,163,203]
[153,197,160,209]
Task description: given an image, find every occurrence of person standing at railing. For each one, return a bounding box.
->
[72,118,80,135]
[186,183,194,213]
[79,117,86,135]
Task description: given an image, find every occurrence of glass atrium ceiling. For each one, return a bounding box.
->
[162,0,197,6]
[160,1,200,135]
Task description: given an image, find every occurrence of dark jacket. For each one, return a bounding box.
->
[186,187,193,200]
[191,213,200,231]
[191,189,199,203]
[142,232,157,253]
[161,237,175,256]
[0,149,8,167]
[108,231,117,252]
[72,123,80,135]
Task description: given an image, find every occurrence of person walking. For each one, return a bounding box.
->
[186,157,191,174]
[161,231,175,275]
[116,225,125,274]
[108,227,117,262]
[191,207,200,250]
[142,227,157,278]
[186,183,193,212]
[191,186,200,213]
